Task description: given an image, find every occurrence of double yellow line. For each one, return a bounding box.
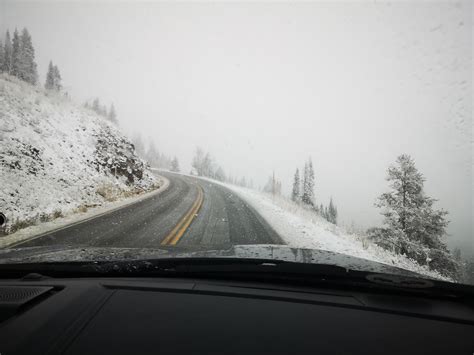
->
[160,185,204,246]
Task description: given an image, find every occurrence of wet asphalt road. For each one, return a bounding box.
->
[15,172,283,250]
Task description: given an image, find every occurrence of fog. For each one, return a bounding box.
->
[1,1,472,255]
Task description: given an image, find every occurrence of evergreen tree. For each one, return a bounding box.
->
[301,158,315,206]
[0,39,4,73]
[319,203,325,218]
[302,162,308,203]
[11,29,21,77]
[17,28,38,84]
[3,30,13,74]
[52,64,61,90]
[170,157,180,172]
[328,197,338,224]
[291,168,301,202]
[107,104,118,124]
[45,61,55,90]
[372,154,457,277]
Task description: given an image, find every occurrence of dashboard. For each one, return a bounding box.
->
[0,275,473,354]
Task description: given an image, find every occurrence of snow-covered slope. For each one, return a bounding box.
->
[222,183,450,281]
[0,74,158,233]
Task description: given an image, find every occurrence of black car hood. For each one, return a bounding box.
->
[0,244,428,278]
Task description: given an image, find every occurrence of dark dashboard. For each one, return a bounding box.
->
[0,268,473,355]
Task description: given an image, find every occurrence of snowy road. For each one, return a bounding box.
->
[14,172,283,249]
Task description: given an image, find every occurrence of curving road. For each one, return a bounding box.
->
[15,172,283,250]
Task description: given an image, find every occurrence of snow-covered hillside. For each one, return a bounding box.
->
[222,183,451,281]
[0,74,158,234]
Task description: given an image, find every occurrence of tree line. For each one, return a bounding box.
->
[288,154,458,278]
[291,158,338,224]
[0,28,38,84]
[131,134,176,171]
[190,147,253,188]
[84,98,118,125]
[1,27,119,125]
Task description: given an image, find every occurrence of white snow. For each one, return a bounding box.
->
[0,74,159,235]
[217,181,451,281]
[0,176,169,249]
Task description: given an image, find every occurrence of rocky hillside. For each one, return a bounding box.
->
[0,74,158,234]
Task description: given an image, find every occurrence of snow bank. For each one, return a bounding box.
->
[0,74,159,234]
[221,183,450,281]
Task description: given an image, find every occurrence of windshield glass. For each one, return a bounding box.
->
[0,1,472,284]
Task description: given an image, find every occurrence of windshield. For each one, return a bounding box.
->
[0,1,472,284]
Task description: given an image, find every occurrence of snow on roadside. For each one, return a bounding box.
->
[220,182,450,281]
[0,176,169,249]
[0,74,158,235]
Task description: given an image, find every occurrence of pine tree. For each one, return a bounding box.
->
[10,29,22,78]
[107,104,117,124]
[328,197,338,224]
[301,162,308,204]
[3,30,13,74]
[170,157,180,172]
[45,61,55,90]
[17,28,38,84]
[52,64,61,90]
[0,39,4,73]
[302,158,315,206]
[291,168,301,202]
[373,154,457,277]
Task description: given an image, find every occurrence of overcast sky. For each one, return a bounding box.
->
[1,1,472,255]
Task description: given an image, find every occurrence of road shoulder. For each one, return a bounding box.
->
[0,175,170,249]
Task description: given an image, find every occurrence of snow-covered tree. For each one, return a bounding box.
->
[372,154,457,277]
[170,157,180,172]
[263,173,281,195]
[45,61,55,90]
[301,158,315,207]
[328,197,338,224]
[17,28,38,84]
[291,168,301,202]
[0,39,4,73]
[2,31,13,74]
[107,104,118,124]
[52,64,61,90]
[11,29,21,77]
[45,61,62,91]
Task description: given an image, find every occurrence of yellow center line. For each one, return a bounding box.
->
[160,185,204,246]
